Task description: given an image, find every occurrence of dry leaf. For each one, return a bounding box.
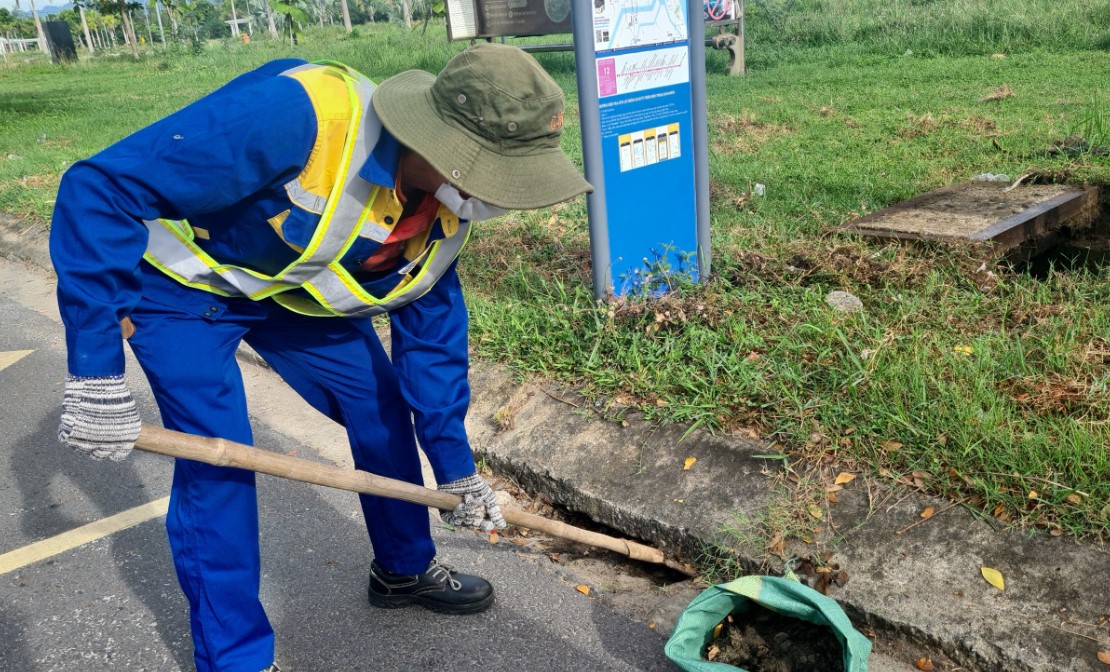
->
[1066,494,1083,505]
[1096,649,1110,665]
[920,506,935,519]
[981,566,1005,590]
[766,534,785,556]
[648,622,656,630]
[914,657,935,671]
[881,440,903,452]
[683,456,697,471]
[834,472,856,485]
[808,503,824,520]
[575,584,591,596]
[827,492,839,504]
[488,531,501,544]
[826,484,844,493]
[1028,490,1039,500]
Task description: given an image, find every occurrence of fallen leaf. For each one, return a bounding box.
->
[826,484,844,493]
[1096,649,1110,665]
[488,531,501,544]
[807,503,824,520]
[920,506,935,519]
[1066,493,1083,505]
[915,657,935,671]
[673,498,685,504]
[683,456,697,470]
[575,584,590,596]
[981,566,1005,590]
[881,440,903,452]
[991,53,1006,58]
[834,472,856,485]
[648,622,656,630]
[953,345,974,356]
[766,534,785,556]
[827,492,839,504]
[1028,490,1039,500]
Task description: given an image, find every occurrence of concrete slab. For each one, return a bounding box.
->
[846,182,1101,253]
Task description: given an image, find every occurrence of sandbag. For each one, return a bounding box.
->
[664,575,871,672]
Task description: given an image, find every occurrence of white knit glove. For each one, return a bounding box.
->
[58,375,142,461]
[438,473,507,533]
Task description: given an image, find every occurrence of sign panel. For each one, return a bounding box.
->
[445,0,572,40]
[578,0,704,296]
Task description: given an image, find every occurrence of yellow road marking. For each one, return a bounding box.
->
[0,496,170,575]
[0,349,33,371]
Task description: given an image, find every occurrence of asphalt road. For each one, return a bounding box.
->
[0,263,676,672]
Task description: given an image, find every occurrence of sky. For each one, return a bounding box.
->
[2,0,70,13]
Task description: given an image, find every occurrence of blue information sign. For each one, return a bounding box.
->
[573,0,708,297]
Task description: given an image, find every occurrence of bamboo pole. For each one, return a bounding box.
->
[135,424,695,575]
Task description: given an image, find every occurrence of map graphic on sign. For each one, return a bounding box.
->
[592,0,688,51]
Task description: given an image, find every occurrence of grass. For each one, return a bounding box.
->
[1,8,1109,542]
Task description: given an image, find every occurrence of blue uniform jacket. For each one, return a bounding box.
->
[49,58,476,483]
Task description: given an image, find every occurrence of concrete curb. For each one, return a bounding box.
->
[7,216,1108,671]
[463,365,1110,672]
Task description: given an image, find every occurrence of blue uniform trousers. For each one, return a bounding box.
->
[127,267,436,672]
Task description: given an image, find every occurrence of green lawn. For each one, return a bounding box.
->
[2,6,1108,541]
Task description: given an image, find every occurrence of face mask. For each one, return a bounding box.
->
[435,183,509,222]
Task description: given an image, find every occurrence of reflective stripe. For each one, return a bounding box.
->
[142,62,469,318]
[285,180,328,214]
[300,220,470,317]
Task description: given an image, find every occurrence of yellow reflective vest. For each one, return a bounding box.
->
[141,61,471,318]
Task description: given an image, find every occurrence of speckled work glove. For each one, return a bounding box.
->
[438,473,507,533]
[58,375,141,461]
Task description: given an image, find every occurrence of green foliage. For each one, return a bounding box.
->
[272,0,309,43]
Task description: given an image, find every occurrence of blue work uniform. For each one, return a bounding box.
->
[49,59,476,672]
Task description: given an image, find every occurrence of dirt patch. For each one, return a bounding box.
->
[712,112,793,154]
[707,607,844,671]
[486,473,701,633]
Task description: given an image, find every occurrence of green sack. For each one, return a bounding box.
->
[664,575,872,672]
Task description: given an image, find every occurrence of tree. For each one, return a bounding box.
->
[272,0,306,45]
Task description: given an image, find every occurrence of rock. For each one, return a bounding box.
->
[825,290,863,313]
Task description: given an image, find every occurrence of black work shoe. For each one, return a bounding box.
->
[368,558,494,615]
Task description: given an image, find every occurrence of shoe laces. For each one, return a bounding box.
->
[427,559,462,591]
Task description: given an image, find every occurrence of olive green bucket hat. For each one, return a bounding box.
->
[372,42,593,210]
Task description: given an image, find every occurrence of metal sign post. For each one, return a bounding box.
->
[573,0,710,299]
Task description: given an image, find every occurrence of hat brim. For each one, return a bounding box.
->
[372,70,593,211]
